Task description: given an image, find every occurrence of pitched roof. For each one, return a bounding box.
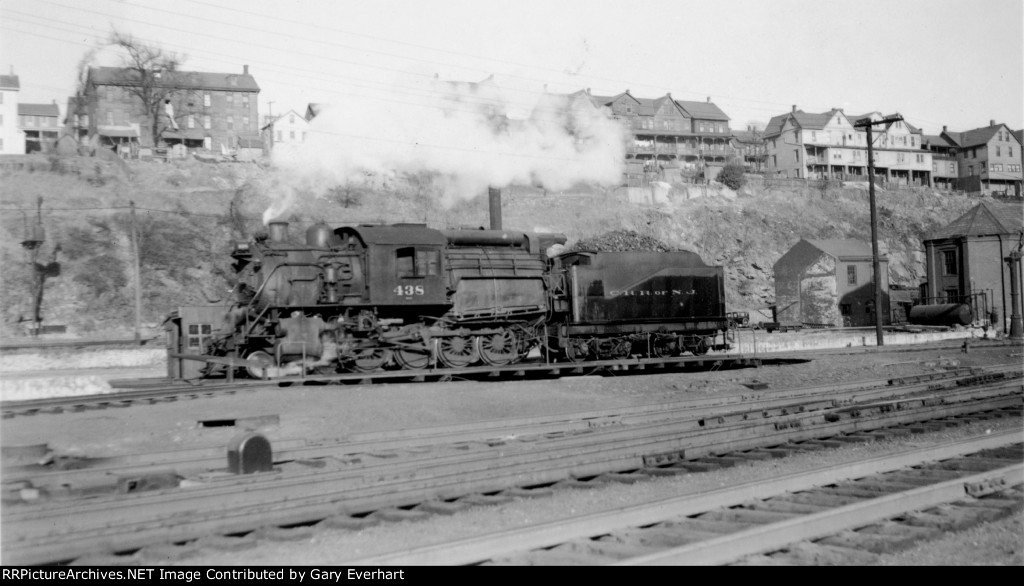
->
[18,103,60,117]
[805,239,888,260]
[922,134,955,148]
[927,202,1024,240]
[0,75,19,90]
[89,66,260,92]
[942,123,1006,148]
[675,99,730,121]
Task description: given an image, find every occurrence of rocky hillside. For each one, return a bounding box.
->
[0,153,998,337]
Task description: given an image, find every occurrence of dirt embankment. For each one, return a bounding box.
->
[0,155,1002,335]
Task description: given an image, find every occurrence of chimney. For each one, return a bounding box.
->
[586,88,591,95]
[706,96,710,103]
[942,125,947,133]
[990,119,995,126]
[243,64,249,75]
[488,187,502,230]
[792,105,797,113]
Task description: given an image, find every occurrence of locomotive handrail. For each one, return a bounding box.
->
[241,262,330,340]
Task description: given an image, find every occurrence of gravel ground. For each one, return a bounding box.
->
[1,342,1021,565]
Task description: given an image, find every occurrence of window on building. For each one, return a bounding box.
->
[933,162,938,172]
[949,163,954,174]
[1009,146,1014,158]
[996,146,1001,157]
[203,92,211,107]
[911,137,915,147]
[243,94,250,108]
[969,165,974,175]
[811,131,817,142]
[243,116,250,130]
[187,115,195,129]
[847,265,857,285]
[943,250,957,275]
[226,116,234,130]
[289,114,295,124]
[840,304,851,316]
[106,111,113,125]
[203,115,211,129]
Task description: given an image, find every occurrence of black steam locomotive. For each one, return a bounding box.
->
[166,221,731,379]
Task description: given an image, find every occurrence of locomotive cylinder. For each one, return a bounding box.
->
[908,303,973,327]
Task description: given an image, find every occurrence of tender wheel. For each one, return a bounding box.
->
[245,350,276,379]
[476,329,519,366]
[394,348,431,370]
[651,336,679,358]
[564,338,590,362]
[352,348,392,372]
[438,335,477,368]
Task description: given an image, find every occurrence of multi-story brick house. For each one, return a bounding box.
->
[582,90,734,181]
[77,65,260,152]
[18,101,60,153]
[940,121,1022,196]
[0,73,24,154]
[763,106,932,186]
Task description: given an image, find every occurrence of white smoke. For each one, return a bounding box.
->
[266,76,626,223]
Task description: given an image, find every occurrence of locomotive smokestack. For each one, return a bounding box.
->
[268,221,289,242]
[488,186,502,230]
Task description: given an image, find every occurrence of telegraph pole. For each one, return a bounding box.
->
[854,114,903,347]
[130,201,142,344]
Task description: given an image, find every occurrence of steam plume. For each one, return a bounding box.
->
[266,76,626,223]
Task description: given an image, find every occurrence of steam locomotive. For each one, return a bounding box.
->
[165,221,731,380]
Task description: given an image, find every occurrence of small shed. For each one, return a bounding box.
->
[774,239,890,328]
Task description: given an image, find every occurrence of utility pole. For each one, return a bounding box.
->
[854,114,903,347]
[130,201,142,344]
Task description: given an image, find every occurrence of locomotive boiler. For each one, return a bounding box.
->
[166,221,731,380]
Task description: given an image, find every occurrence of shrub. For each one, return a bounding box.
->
[718,162,747,191]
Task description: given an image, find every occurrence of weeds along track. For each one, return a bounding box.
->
[2,369,1020,565]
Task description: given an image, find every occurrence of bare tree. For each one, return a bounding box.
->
[107,31,188,147]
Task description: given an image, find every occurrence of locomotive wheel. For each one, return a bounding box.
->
[476,329,519,366]
[438,336,477,368]
[394,348,431,370]
[564,338,590,362]
[687,338,710,356]
[352,348,392,372]
[245,350,276,379]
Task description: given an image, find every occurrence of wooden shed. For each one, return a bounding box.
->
[774,239,890,328]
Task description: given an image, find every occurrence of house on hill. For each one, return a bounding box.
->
[774,239,890,328]
[1,73,25,154]
[922,202,1024,334]
[939,121,1022,197]
[18,102,60,153]
[76,65,261,153]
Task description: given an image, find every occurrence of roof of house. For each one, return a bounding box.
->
[942,123,1011,149]
[89,66,260,92]
[927,202,1024,240]
[805,238,889,260]
[18,103,60,117]
[731,130,764,143]
[922,134,956,148]
[675,99,730,121]
[0,75,20,90]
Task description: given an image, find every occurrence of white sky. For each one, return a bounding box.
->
[1,0,1021,134]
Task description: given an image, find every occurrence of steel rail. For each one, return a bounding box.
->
[3,369,1015,491]
[342,431,1024,565]
[2,383,1019,565]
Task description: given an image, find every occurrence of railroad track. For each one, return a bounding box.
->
[348,433,1022,565]
[2,372,1020,565]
